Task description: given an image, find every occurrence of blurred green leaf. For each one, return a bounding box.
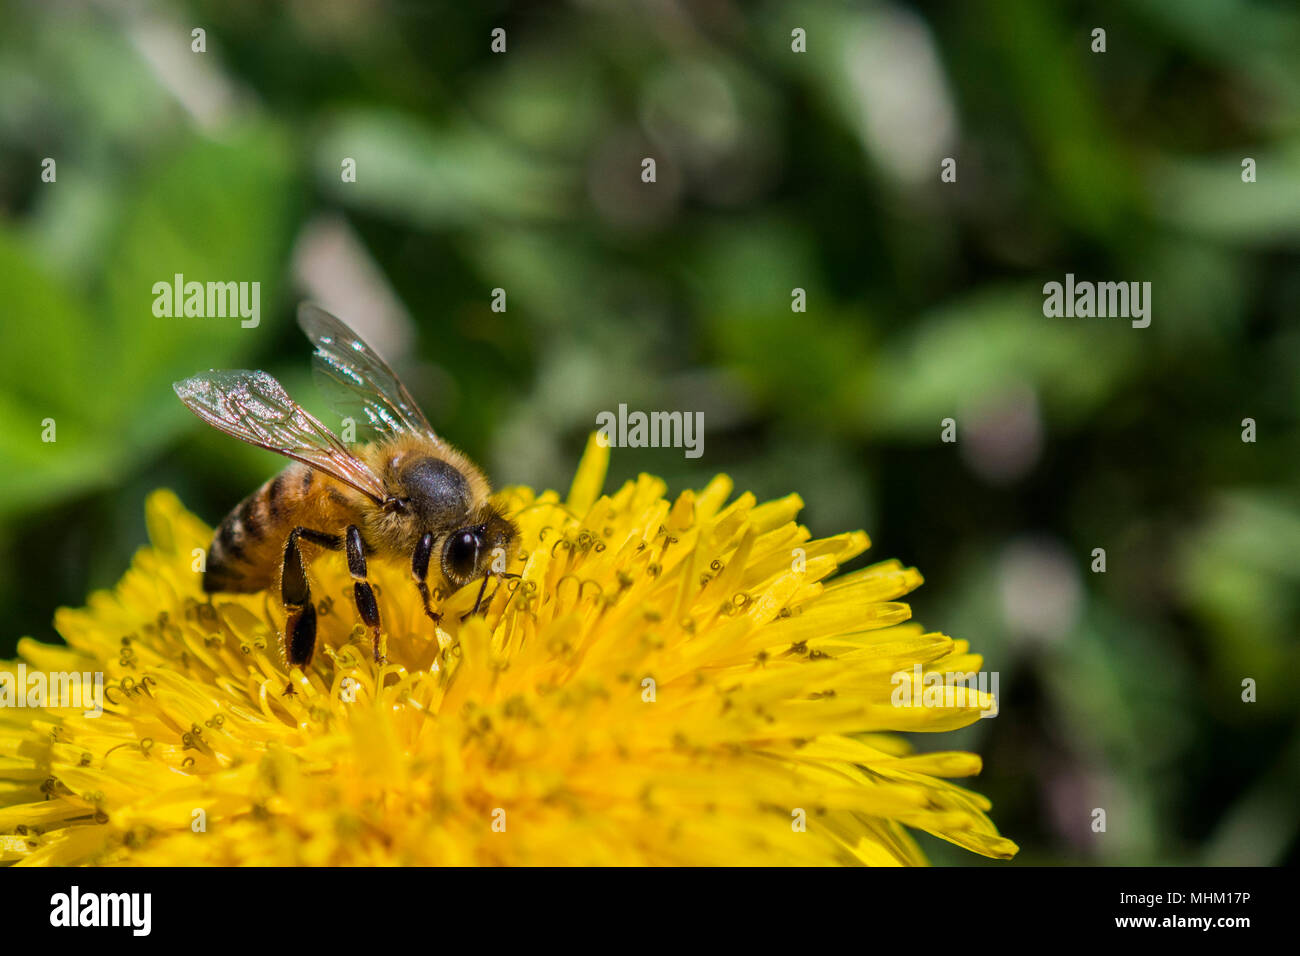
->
[1150,147,1300,243]
[1177,490,1300,701]
[858,287,1143,437]
[0,123,300,516]
[315,109,573,225]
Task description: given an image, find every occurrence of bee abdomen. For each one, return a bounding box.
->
[204,469,300,593]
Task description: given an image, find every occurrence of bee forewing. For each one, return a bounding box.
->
[173,369,387,502]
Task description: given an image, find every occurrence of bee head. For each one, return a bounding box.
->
[441,508,518,590]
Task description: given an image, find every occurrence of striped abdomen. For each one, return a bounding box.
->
[204,464,351,593]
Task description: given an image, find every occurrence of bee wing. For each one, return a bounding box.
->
[173,369,387,503]
[297,303,439,443]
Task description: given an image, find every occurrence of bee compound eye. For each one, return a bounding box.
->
[444,529,482,582]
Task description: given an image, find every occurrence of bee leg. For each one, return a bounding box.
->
[461,569,520,622]
[411,532,442,626]
[345,525,385,664]
[282,527,342,669]
[487,572,517,603]
[461,574,491,622]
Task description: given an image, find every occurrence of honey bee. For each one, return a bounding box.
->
[174,304,518,668]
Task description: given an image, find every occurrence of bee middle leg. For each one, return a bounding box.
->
[282,527,343,668]
[345,525,385,664]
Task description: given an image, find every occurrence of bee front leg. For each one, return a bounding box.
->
[345,526,385,664]
[463,572,520,621]
[463,574,491,621]
[282,527,342,668]
[411,532,442,627]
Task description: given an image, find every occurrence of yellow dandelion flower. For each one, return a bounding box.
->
[0,435,1017,865]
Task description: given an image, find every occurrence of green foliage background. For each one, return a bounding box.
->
[1,1,1296,865]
